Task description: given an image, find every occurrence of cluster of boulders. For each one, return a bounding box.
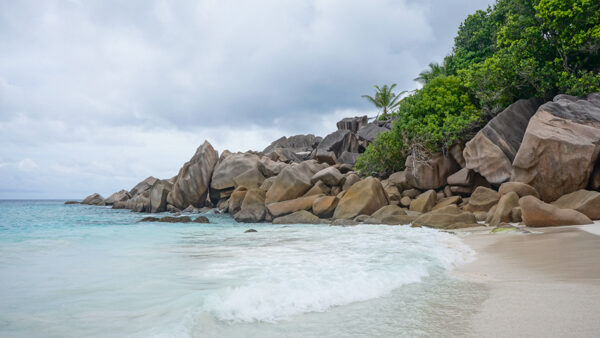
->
[78,92,600,229]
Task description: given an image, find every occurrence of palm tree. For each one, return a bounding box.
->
[361,84,406,119]
[414,62,446,84]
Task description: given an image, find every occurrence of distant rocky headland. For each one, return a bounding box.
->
[74,92,600,229]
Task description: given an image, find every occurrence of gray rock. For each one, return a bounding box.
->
[167,141,219,210]
[273,210,323,224]
[139,216,192,223]
[82,193,105,206]
[265,161,320,204]
[311,167,344,186]
[314,129,360,164]
[104,190,131,205]
[233,188,267,223]
[193,216,210,223]
[331,219,359,226]
[405,153,459,190]
[149,180,173,213]
[336,116,368,133]
[356,123,389,143]
[464,98,543,185]
[266,148,303,163]
[129,176,158,197]
[337,151,360,166]
[263,134,322,154]
[512,93,600,201]
[447,168,474,187]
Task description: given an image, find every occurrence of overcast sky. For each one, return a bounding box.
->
[0,0,494,199]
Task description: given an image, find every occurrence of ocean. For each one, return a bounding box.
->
[0,200,486,337]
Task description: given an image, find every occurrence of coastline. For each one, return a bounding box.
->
[452,223,600,337]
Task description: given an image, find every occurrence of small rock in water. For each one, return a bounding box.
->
[193,216,209,223]
[64,201,79,204]
[245,229,257,233]
[138,216,193,223]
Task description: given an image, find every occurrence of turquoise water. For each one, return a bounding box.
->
[0,200,486,337]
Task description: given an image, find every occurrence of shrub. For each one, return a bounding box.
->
[356,76,479,176]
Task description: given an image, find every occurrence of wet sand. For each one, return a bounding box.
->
[454,224,600,337]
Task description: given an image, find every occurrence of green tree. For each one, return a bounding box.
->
[361,84,405,119]
[445,8,498,75]
[356,76,479,176]
[357,0,600,176]
[414,62,447,84]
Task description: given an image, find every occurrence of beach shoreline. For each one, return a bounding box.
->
[452,224,600,337]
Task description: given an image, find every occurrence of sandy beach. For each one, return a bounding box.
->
[453,223,600,337]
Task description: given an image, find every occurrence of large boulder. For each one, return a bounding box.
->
[82,193,105,205]
[273,210,323,224]
[381,179,401,204]
[333,177,389,219]
[364,205,408,224]
[413,208,478,229]
[409,190,437,213]
[463,98,543,185]
[342,173,360,191]
[211,152,261,192]
[263,134,322,154]
[433,196,462,210]
[312,196,339,218]
[551,189,600,220]
[129,176,158,197]
[303,180,331,196]
[356,123,389,143]
[311,167,344,186]
[337,151,360,166]
[336,115,368,133]
[233,168,266,189]
[149,180,173,213]
[388,171,408,190]
[405,153,459,190]
[498,182,540,199]
[512,93,600,201]
[464,186,500,212]
[104,190,131,205]
[119,192,150,212]
[314,129,360,164]
[167,141,218,210]
[233,188,267,223]
[228,187,248,215]
[257,157,288,177]
[488,192,519,227]
[265,161,320,204]
[266,148,303,163]
[520,195,592,226]
[266,194,322,218]
[447,168,474,186]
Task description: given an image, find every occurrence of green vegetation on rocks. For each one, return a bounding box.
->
[357,0,600,177]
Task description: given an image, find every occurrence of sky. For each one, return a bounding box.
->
[0,0,494,199]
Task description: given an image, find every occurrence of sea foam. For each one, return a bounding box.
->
[201,225,474,322]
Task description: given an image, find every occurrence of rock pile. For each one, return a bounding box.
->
[80,92,600,229]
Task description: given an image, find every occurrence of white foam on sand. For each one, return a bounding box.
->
[201,225,475,323]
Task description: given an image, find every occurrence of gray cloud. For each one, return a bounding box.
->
[0,0,493,198]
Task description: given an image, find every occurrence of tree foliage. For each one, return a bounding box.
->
[356,76,479,176]
[357,0,600,176]
[361,84,406,119]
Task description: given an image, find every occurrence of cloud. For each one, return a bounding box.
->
[0,0,493,198]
